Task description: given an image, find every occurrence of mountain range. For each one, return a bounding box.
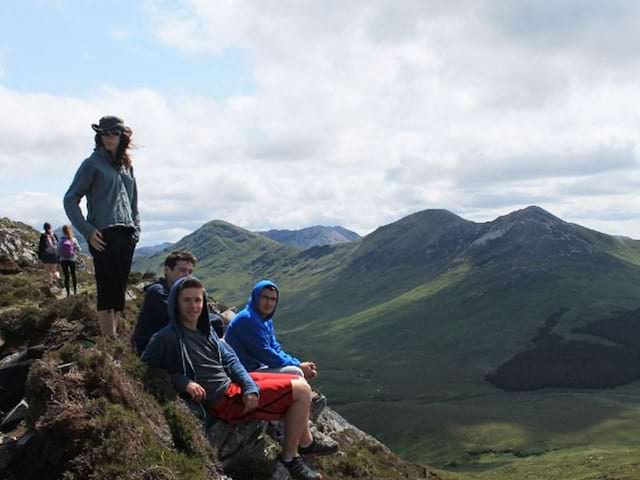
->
[133,206,640,472]
[256,225,360,249]
[132,225,359,258]
[3,208,640,477]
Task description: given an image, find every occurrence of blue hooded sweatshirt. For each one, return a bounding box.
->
[224,280,301,372]
[141,276,258,417]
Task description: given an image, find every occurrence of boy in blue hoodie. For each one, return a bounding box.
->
[225,280,318,379]
[142,276,336,480]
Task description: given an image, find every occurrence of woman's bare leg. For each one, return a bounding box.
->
[97,309,118,337]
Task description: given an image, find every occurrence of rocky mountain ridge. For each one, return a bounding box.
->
[256,226,361,249]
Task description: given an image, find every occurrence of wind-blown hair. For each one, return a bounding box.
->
[94,127,134,169]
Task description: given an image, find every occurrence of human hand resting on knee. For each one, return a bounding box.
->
[243,393,259,413]
[186,381,206,402]
[300,361,318,379]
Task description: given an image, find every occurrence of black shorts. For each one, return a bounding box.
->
[89,226,137,311]
[41,253,58,264]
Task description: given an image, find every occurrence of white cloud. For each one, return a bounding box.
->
[2,1,640,243]
[0,192,69,230]
[0,50,5,79]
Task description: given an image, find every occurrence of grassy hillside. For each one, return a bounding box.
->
[0,268,436,480]
[133,206,640,474]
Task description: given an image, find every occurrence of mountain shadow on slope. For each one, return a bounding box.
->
[486,307,640,391]
[573,307,640,347]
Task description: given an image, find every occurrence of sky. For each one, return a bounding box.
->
[1,0,639,245]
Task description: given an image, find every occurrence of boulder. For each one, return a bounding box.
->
[0,219,40,267]
[0,434,17,471]
[0,361,33,412]
[0,256,21,275]
[1,399,29,432]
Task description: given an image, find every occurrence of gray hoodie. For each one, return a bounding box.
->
[141,277,259,417]
[63,147,140,242]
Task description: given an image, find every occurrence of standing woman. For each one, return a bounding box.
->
[64,116,140,337]
[37,222,59,287]
[58,224,82,297]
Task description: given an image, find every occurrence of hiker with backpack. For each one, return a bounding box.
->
[37,222,59,288]
[63,115,140,338]
[58,225,82,297]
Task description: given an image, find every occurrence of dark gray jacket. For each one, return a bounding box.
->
[141,277,258,417]
[131,279,170,356]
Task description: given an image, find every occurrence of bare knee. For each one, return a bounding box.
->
[291,378,312,404]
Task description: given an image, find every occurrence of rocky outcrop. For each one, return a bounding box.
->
[204,406,437,480]
[0,219,40,268]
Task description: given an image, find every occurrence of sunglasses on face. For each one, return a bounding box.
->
[100,128,122,137]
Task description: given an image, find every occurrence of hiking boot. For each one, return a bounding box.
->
[299,437,338,456]
[310,391,327,422]
[280,455,322,480]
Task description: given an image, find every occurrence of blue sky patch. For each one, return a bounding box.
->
[0,0,255,99]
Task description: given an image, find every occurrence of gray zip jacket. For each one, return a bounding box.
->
[141,277,259,415]
[63,148,140,242]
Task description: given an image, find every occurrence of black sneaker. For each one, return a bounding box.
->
[299,437,338,456]
[310,391,327,422]
[280,455,322,480]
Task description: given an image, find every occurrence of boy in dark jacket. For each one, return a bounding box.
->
[142,276,337,480]
[132,251,223,355]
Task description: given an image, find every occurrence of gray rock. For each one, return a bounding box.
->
[0,433,17,471]
[0,219,40,267]
[1,398,28,430]
[208,419,280,476]
[204,406,384,479]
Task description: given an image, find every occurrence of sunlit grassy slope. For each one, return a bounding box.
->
[134,206,640,477]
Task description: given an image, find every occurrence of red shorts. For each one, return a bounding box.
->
[210,372,296,423]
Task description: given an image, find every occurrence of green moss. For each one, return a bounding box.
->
[0,305,41,343]
[56,399,215,480]
[163,402,213,459]
[23,336,221,479]
[0,274,45,308]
